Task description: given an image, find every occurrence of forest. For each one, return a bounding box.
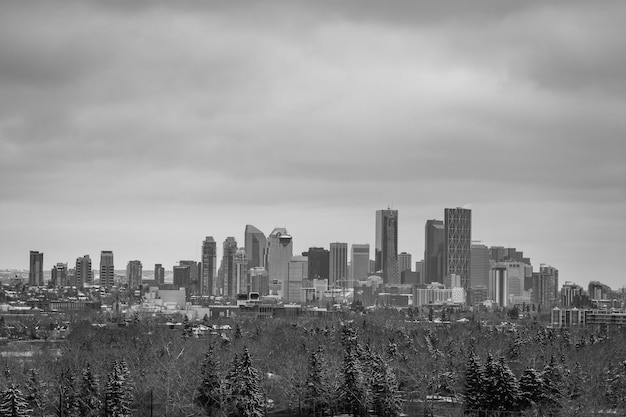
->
[0,309,625,417]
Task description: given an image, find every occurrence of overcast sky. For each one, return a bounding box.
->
[1,1,625,289]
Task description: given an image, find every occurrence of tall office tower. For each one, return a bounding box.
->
[250,267,269,296]
[126,260,143,289]
[234,248,249,295]
[154,263,165,286]
[264,228,293,298]
[29,251,44,287]
[414,260,425,285]
[424,220,445,284]
[490,264,509,307]
[470,243,490,289]
[180,260,200,294]
[444,208,472,290]
[99,251,115,289]
[220,237,238,298]
[173,264,190,290]
[503,262,525,297]
[350,244,370,284]
[398,252,412,273]
[75,255,92,289]
[287,256,308,303]
[304,247,329,281]
[244,225,266,269]
[51,263,67,287]
[329,242,348,288]
[531,264,559,308]
[375,209,399,284]
[201,236,217,295]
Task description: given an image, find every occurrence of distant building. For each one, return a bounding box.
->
[531,264,559,309]
[51,263,68,287]
[75,255,92,289]
[287,256,308,303]
[329,242,348,289]
[29,251,44,287]
[154,263,165,286]
[234,248,248,295]
[201,236,217,295]
[350,244,370,285]
[398,252,412,273]
[502,262,526,297]
[561,281,586,308]
[444,207,472,290]
[180,260,200,295]
[470,243,489,290]
[304,247,329,281]
[220,237,238,298]
[414,260,425,285]
[490,265,508,307]
[265,228,293,299]
[424,220,444,284]
[250,267,269,296]
[173,265,190,290]
[375,209,399,284]
[244,225,266,269]
[100,251,115,289]
[126,260,142,289]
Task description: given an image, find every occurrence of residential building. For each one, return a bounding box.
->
[531,264,559,309]
[154,263,165,286]
[126,260,143,289]
[51,263,68,287]
[220,237,238,298]
[29,251,44,287]
[75,255,92,289]
[100,251,115,289]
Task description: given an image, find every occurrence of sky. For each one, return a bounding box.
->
[1,1,625,289]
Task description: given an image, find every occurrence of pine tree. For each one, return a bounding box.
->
[104,360,133,417]
[489,357,521,412]
[541,356,563,411]
[304,346,330,417]
[339,344,367,417]
[370,352,402,417]
[463,352,485,412]
[24,368,44,417]
[519,368,543,410]
[227,348,264,417]
[0,383,31,417]
[195,345,223,416]
[59,368,81,417]
[78,363,101,416]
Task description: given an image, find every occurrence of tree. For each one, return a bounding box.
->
[370,352,402,417]
[489,357,521,413]
[0,383,31,417]
[194,345,223,416]
[463,352,485,412]
[104,360,133,417]
[78,363,101,416]
[541,356,563,411]
[339,344,367,417]
[182,315,193,340]
[59,368,81,417]
[226,347,264,417]
[23,369,44,417]
[519,368,543,410]
[304,346,330,417]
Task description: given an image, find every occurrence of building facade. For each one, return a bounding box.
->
[375,209,399,284]
[398,252,412,273]
[126,260,143,289]
[350,244,370,285]
[470,243,490,290]
[304,247,329,281]
[51,263,68,287]
[444,208,472,290]
[29,251,44,287]
[329,242,348,289]
[154,263,165,286]
[244,225,266,269]
[424,220,445,284]
[265,228,293,299]
[201,236,217,295]
[220,237,238,298]
[75,255,92,289]
[99,251,115,289]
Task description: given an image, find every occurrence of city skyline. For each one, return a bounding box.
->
[1,2,625,290]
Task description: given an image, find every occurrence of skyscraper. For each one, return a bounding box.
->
[244,225,266,269]
[180,260,200,294]
[154,263,165,286]
[51,262,67,287]
[201,236,217,295]
[29,251,44,287]
[265,227,293,298]
[287,256,308,303]
[424,220,445,284]
[398,252,412,273]
[470,243,489,289]
[304,247,329,281]
[350,244,370,284]
[531,264,559,308]
[234,248,248,295]
[221,237,238,298]
[75,255,92,289]
[329,242,348,288]
[173,264,190,290]
[99,251,115,289]
[126,260,143,289]
[444,208,472,290]
[375,209,399,284]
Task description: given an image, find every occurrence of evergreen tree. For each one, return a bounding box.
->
[227,348,264,417]
[104,360,133,417]
[519,368,544,410]
[182,315,193,339]
[463,352,485,412]
[541,356,563,411]
[78,363,101,416]
[24,368,43,417]
[195,345,223,416]
[605,360,626,408]
[59,368,81,417]
[370,352,402,417]
[0,383,31,417]
[489,357,521,413]
[339,344,367,417]
[304,346,330,417]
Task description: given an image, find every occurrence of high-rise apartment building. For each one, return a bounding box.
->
[173,264,190,290]
[250,267,269,296]
[29,251,44,287]
[490,265,509,307]
[531,264,559,308]
[424,220,445,284]
[244,225,266,269]
[350,244,370,284]
[201,236,217,295]
[99,251,115,289]
[126,260,143,289]
[444,208,472,290]
[75,255,92,289]
[375,209,399,284]
[561,281,585,308]
[329,242,348,288]
[51,263,67,287]
[265,228,293,298]
[398,252,412,273]
[220,237,238,298]
[304,247,329,281]
[234,248,248,295]
[470,243,490,290]
[180,260,200,294]
[154,263,165,286]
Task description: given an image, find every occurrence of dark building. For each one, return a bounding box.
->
[29,251,44,287]
[126,260,143,289]
[100,251,115,289]
[444,208,472,290]
[221,237,238,298]
[531,264,559,309]
[329,242,348,288]
[173,265,190,290]
[51,263,67,287]
[201,236,217,295]
[244,225,266,269]
[179,260,200,295]
[154,263,165,286]
[375,209,399,284]
[303,247,329,281]
[75,255,92,289]
[424,220,445,284]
